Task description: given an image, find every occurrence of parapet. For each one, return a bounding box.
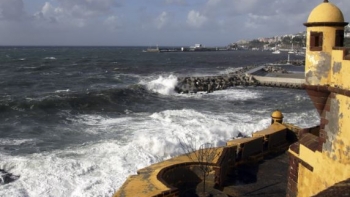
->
[114,111,299,197]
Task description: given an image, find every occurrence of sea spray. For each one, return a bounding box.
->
[141,75,178,95]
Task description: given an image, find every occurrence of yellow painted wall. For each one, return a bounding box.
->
[331,94,350,164]
[305,26,345,86]
[296,93,350,196]
[331,50,350,89]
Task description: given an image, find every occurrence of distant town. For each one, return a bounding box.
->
[229,24,350,51]
[144,25,350,53]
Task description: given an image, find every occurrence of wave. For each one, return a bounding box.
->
[175,87,262,101]
[139,75,178,95]
[44,57,56,60]
[0,105,319,197]
[55,89,70,93]
[0,85,154,113]
[0,138,36,146]
[219,67,243,75]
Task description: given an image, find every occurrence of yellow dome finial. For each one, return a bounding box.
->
[271,110,283,124]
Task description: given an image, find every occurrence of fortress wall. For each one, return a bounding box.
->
[213,146,237,188]
[115,115,299,197]
[331,48,350,89]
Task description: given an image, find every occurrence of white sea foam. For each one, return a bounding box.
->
[0,138,36,146]
[205,88,261,100]
[55,89,70,93]
[0,141,132,197]
[21,67,37,69]
[0,95,320,197]
[176,88,262,101]
[283,110,320,128]
[114,73,141,81]
[219,67,243,75]
[66,114,133,135]
[44,57,56,60]
[140,75,178,95]
[0,107,279,197]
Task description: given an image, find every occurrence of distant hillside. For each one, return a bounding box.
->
[230,27,350,50]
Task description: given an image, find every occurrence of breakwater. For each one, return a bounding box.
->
[175,65,304,93]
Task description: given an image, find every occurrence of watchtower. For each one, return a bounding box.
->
[287,1,350,196]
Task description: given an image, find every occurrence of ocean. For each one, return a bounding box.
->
[0,47,319,197]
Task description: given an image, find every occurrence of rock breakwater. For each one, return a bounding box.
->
[174,65,292,93]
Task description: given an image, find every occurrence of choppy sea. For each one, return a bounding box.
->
[0,47,319,197]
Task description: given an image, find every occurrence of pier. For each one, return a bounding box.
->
[249,65,305,89]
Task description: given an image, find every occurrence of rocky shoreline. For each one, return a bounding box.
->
[174,65,294,93]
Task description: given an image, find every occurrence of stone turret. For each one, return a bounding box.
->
[304,0,348,86]
[287,1,350,196]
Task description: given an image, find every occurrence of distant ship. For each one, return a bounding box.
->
[272,49,281,54]
[143,46,160,53]
[272,44,281,54]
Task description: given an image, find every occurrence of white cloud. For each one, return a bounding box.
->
[42,2,53,15]
[32,0,122,28]
[245,13,271,29]
[104,15,122,30]
[155,11,169,29]
[56,0,119,18]
[0,0,350,46]
[187,10,207,28]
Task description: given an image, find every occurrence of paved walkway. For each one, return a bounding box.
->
[222,152,289,197]
[178,152,289,197]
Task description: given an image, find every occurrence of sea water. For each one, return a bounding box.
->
[0,47,318,197]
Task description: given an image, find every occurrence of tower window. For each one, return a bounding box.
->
[335,30,344,47]
[310,32,323,51]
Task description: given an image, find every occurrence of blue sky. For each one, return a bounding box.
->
[1,0,349,46]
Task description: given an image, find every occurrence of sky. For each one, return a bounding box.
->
[0,0,349,46]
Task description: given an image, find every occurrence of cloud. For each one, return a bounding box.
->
[0,0,349,46]
[33,0,122,28]
[104,15,122,30]
[55,0,119,18]
[155,11,169,29]
[0,0,25,21]
[33,2,57,23]
[187,10,207,28]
